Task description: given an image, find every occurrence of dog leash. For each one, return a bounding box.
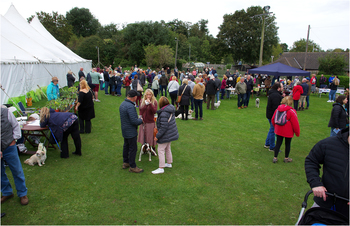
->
[49,127,61,150]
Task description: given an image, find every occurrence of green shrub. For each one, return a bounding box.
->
[226,64,232,69]
[316,75,349,88]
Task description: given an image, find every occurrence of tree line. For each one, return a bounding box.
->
[27,6,348,70]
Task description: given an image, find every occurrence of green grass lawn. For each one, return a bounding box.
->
[1,89,334,225]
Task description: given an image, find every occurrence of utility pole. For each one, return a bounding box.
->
[303,25,310,70]
[258,6,271,67]
[175,38,178,68]
[189,44,191,62]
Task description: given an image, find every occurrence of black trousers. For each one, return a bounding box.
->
[61,120,81,158]
[79,118,91,133]
[274,135,292,158]
[293,100,299,111]
[180,105,189,119]
[169,91,178,106]
[123,136,137,168]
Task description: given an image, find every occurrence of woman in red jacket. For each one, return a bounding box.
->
[292,81,303,111]
[271,96,300,163]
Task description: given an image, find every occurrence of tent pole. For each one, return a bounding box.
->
[62,60,79,80]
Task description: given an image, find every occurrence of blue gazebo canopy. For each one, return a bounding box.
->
[249,62,311,77]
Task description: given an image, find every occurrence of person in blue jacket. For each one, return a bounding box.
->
[119,90,144,173]
[47,77,60,101]
[40,107,81,158]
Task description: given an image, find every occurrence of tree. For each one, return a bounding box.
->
[98,23,118,39]
[318,53,348,75]
[75,35,104,65]
[144,44,174,68]
[217,6,279,64]
[289,38,322,52]
[66,7,101,37]
[280,43,288,52]
[27,11,73,45]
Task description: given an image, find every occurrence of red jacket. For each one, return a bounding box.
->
[292,85,303,100]
[221,79,227,89]
[124,76,131,86]
[272,105,300,138]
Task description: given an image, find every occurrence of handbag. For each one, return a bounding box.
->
[137,82,143,92]
[176,85,187,103]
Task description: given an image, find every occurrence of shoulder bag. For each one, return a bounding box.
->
[176,85,187,103]
[137,81,143,92]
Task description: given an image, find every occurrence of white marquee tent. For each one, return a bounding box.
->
[0,4,92,104]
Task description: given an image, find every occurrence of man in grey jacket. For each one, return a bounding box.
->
[119,91,144,173]
[1,106,28,205]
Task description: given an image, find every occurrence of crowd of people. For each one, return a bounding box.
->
[1,65,348,219]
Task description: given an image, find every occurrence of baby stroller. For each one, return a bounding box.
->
[296,190,349,225]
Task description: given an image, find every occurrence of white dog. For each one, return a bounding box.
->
[255,98,260,108]
[139,143,157,161]
[214,100,221,109]
[175,110,194,119]
[24,143,47,166]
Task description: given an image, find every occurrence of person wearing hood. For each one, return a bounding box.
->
[47,77,60,101]
[271,96,300,163]
[192,77,205,120]
[159,73,168,97]
[328,95,348,137]
[152,97,179,174]
[305,127,349,218]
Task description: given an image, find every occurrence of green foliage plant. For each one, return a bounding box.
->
[318,53,348,75]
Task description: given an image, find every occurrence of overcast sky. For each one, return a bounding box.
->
[1,0,349,51]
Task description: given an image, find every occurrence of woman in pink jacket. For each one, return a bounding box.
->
[271,96,300,163]
[220,75,227,99]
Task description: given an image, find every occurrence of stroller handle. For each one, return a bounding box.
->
[302,190,349,208]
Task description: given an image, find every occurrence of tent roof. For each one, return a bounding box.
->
[1,4,89,64]
[248,62,311,77]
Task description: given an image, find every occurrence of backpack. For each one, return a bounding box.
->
[274,110,289,126]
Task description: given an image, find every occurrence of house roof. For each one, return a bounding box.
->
[273,52,349,71]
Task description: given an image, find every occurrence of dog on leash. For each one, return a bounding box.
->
[139,143,157,161]
[24,143,47,166]
[175,110,194,119]
[255,98,260,108]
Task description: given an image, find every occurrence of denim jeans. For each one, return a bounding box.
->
[104,81,109,94]
[330,127,340,137]
[100,80,104,90]
[306,95,310,107]
[237,94,245,107]
[194,99,203,118]
[216,90,220,102]
[116,85,122,95]
[265,119,275,150]
[160,85,167,97]
[220,89,225,99]
[111,85,116,92]
[329,90,336,101]
[244,91,251,106]
[1,144,27,197]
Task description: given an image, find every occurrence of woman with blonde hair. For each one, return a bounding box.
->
[152,96,179,174]
[167,76,180,105]
[271,96,300,163]
[328,77,339,102]
[40,107,81,158]
[75,80,95,133]
[137,89,158,150]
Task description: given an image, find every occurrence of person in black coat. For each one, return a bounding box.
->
[67,70,75,87]
[78,68,85,79]
[264,82,284,151]
[206,75,217,110]
[305,127,349,218]
[328,95,348,137]
[75,80,95,133]
[178,79,192,120]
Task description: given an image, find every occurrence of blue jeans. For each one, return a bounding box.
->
[244,91,251,106]
[104,81,109,94]
[159,85,167,97]
[226,90,231,99]
[1,144,27,197]
[111,85,115,92]
[216,90,220,102]
[306,95,310,107]
[190,96,194,110]
[116,85,122,95]
[265,119,276,150]
[329,90,336,101]
[194,99,203,119]
[237,94,245,107]
[330,127,340,137]
[100,81,104,90]
[220,89,225,99]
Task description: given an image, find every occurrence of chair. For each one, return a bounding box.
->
[17,101,35,116]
